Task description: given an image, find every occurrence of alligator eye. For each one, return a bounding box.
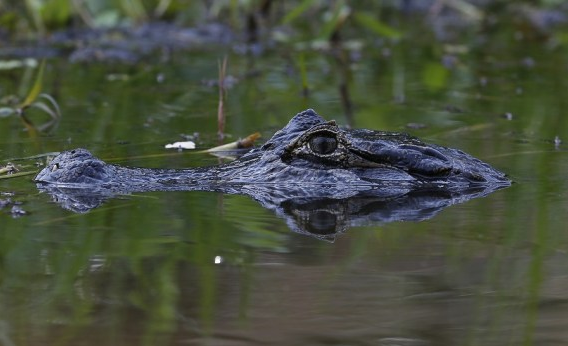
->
[308,135,337,155]
[51,163,59,172]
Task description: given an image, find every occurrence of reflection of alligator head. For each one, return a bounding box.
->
[249,187,500,241]
[35,109,510,239]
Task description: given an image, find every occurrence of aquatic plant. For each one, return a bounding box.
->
[0,61,61,135]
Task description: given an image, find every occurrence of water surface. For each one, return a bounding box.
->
[1,21,568,346]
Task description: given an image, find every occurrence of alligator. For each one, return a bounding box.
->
[35,109,510,237]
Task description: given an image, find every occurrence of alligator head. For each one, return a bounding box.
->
[225,109,511,189]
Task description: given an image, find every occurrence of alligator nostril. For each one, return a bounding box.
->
[399,144,449,162]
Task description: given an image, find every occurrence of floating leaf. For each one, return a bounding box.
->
[236,132,261,149]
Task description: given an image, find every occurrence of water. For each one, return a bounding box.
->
[2,23,568,346]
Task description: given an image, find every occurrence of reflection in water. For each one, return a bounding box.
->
[272,189,491,240]
[37,183,504,241]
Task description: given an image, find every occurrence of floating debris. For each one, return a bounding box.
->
[0,163,19,175]
[164,141,196,150]
[502,112,514,121]
[0,162,38,180]
[10,205,27,218]
[406,123,427,130]
[0,198,11,208]
[0,58,38,70]
[206,132,261,152]
[554,135,562,148]
[0,196,28,218]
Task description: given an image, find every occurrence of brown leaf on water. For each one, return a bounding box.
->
[236,132,261,149]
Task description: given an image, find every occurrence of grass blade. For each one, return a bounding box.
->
[217,56,228,139]
[298,52,309,96]
[19,60,46,110]
[282,0,316,24]
[39,93,62,119]
[0,171,38,180]
[352,12,402,39]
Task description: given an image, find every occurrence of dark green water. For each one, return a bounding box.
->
[2,27,568,346]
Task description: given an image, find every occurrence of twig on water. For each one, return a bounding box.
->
[217,56,228,140]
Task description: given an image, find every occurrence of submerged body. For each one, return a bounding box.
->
[35,109,510,197]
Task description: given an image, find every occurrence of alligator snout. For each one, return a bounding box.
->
[35,149,112,185]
